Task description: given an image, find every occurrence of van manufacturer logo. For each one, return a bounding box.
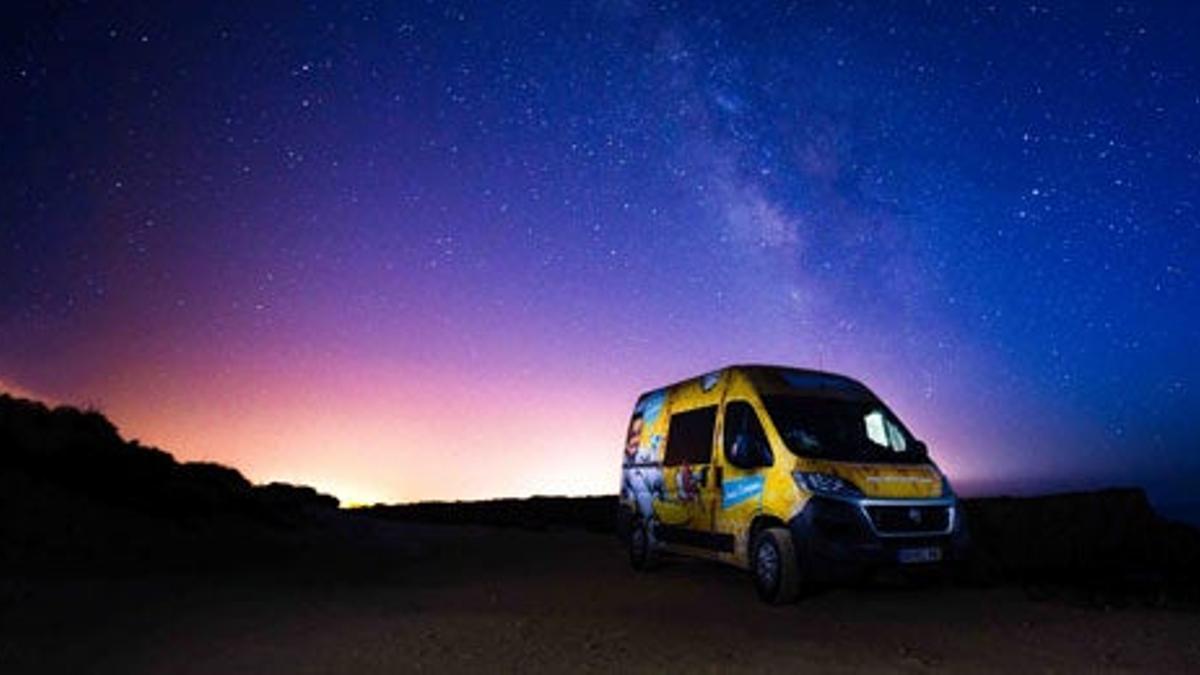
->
[907,508,922,524]
[721,475,764,509]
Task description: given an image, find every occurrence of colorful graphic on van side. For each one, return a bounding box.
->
[721,475,764,509]
[635,389,666,425]
[622,406,664,521]
[674,465,705,501]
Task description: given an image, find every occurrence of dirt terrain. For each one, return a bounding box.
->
[3,523,1198,675]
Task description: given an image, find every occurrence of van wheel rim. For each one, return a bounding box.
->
[756,541,779,590]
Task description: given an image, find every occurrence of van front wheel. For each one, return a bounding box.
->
[752,528,800,604]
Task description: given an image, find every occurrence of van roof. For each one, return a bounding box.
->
[637,363,876,401]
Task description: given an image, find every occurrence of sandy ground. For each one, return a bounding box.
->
[2,523,1198,674]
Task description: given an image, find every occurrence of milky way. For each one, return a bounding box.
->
[2,2,1198,506]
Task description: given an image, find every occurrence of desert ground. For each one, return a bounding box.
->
[3,522,1198,675]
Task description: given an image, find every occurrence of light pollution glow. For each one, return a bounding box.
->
[3,2,1198,507]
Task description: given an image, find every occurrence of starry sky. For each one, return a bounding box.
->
[2,1,1198,509]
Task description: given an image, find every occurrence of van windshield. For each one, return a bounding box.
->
[761,395,926,464]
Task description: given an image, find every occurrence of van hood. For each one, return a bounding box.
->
[805,460,945,499]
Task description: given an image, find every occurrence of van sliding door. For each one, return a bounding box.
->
[657,405,728,553]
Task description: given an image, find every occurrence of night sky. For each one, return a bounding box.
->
[3,2,1198,509]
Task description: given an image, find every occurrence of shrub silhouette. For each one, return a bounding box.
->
[0,393,338,522]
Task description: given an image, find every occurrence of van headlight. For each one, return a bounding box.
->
[794,472,863,498]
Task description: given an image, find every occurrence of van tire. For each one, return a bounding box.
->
[752,528,800,604]
[629,519,657,571]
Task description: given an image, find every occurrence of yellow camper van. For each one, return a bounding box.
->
[618,365,968,603]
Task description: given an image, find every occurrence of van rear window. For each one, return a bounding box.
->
[664,406,717,466]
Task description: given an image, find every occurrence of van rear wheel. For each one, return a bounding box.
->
[629,519,656,571]
[752,528,800,604]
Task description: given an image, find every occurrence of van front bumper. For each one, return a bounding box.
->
[788,495,970,581]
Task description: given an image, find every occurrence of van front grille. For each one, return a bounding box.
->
[864,505,951,534]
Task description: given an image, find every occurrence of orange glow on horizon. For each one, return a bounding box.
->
[12,353,631,506]
[3,356,1004,507]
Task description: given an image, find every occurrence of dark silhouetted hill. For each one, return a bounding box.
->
[0,393,340,571]
[961,489,1200,587]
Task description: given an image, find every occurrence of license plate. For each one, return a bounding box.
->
[897,546,942,564]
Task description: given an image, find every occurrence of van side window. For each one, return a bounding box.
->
[723,401,773,468]
[664,406,717,466]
